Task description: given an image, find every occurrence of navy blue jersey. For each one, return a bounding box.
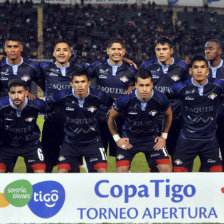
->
[39,61,86,103]
[0,57,43,96]
[113,89,169,141]
[54,87,113,144]
[87,59,137,99]
[171,78,224,140]
[140,58,189,118]
[0,97,49,147]
[207,60,224,80]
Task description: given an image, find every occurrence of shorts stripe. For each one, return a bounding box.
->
[116,160,130,167]
[0,163,6,169]
[58,164,71,171]
[99,147,107,160]
[31,164,46,171]
[94,162,107,170]
[210,165,222,172]
[156,158,170,165]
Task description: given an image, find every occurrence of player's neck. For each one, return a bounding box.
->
[109,59,122,66]
[210,57,221,67]
[193,78,207,86]
[56,61,69,67]
[160,57,172,66]
[7,57,22,65]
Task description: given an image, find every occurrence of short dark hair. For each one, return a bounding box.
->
[5,34,22,46]
[135,70,152,82]
[154,36,173,49]
[107,38,125,48]
[54,40,71,50]
[71,70,90,81]
[206,39,223,50]
[8,78,27,91]
[190,55,208,67]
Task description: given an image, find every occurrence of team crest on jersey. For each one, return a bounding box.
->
[120,76,129,83]
[25,116,34,122]
[171,75,180,82]
[21,75,31,82]
[149,110,157,116]
[117,154,124,160]
[208,92,217,100]
[87,106,97,113]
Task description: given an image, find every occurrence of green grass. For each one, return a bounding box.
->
[13,115,201,173]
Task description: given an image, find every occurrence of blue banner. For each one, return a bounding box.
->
[168,0,179,4]
[208,0,221,3]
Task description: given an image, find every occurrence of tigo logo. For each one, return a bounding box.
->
[0,180,65,219]
[28,181,65,218]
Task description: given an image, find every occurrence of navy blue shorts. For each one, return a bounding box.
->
[0,141,45,171]
[173,137,222,172]
[116,139,170,168]
[58,141,107,172]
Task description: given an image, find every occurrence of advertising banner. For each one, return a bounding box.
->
[0,173,224,223]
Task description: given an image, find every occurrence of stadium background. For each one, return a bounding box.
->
[0,0,223,172]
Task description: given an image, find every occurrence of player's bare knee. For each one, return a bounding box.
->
[157,164,172,172]
[117,166,129,173]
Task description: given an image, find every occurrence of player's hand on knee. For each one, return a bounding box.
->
[117,138,132,150]
[153,136,166,151]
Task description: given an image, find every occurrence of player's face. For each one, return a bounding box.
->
[53,42,72,66]
[190,61,209,85]
[205,41,222,61]
[135,77,153,101]
[107,43,126,65]
[8,86,28,109]
[155,43,173,65]
[70,75,90,98]
[4,41,23,61]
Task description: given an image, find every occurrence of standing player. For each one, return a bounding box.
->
[107,71,172,172]
[40,40,85,172]
[87,38,137,157]
[140,37,189,168]
[0,78,49,173]
[0,35,44,172]
[205,39,224,79]
[170,56,223,172]
[0,35,43,98]
[54,71,113,173]
[205,39,224,170]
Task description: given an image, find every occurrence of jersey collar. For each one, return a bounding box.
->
[6,57,23,66]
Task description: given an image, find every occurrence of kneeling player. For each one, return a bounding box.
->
[107,71,172,172]
[54,71,113,173]
[0,78,48,173]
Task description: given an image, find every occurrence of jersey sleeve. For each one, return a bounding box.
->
[87,61,101,79]
[113,95,129,113]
